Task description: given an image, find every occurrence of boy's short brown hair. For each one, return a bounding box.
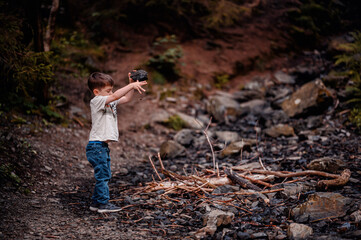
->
[88,72,114,91]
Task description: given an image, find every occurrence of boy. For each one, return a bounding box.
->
[86,72,147,213]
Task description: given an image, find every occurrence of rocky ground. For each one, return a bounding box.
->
[1,50,361,240]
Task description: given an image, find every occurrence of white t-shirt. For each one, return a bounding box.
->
[89,96,120,142]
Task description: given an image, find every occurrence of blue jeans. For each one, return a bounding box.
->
[86,141,111,205]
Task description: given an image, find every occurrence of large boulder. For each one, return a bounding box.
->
[281,79,333,117]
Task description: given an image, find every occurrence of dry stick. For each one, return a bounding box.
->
[148,156,162,181]
[224,168,262,191]
[239,174,273,188]
[157,152,165,170]
[195,117,216,171]
[317,169,351,189]
[156,153,187,180]
[191,175,217,189]
[259,157,267,171]
[255,121,267,171]
[229,188,285,196]
[235,169,347,179]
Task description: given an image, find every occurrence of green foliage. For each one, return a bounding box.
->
[205,0,248,29]
[334,31,361,132]
[164,115,186,131]
[349,108,361,132]
[0,12,55,107]
[287,0,342,47]
[147,35,183,82]
[213,73,230,89]
[82,0,253,41]
[0,163,22,187]
[51,30,105,78]
[335,31,361,105]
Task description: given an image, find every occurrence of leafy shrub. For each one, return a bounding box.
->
[349,108,361,132]
[205,0,248,29]
[335,31,361,105]
[0,13,54,108]
[147,35,183,82]
[213,73,230,89]
[51,30,105,77]
[334,31,361,131]
[287,1,342,48]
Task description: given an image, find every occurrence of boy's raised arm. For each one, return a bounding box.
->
[105,81,147,105]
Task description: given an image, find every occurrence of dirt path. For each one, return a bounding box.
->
[0,88,171,239]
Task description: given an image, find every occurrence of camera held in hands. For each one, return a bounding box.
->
[130,70,148,82]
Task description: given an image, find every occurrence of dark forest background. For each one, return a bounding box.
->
[1,0,361,129]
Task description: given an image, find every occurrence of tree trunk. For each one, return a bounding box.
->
[25,0,44,52]
[44,0,60,52]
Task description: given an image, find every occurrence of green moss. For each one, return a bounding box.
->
[349,108,361,132]
[0,163,21,187]
[213,74,230,89]
[164,115,186,131]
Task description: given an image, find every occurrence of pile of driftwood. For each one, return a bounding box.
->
[145,153,351,198]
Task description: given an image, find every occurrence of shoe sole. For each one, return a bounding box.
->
[97,209,121,213]
[89,206,98,211]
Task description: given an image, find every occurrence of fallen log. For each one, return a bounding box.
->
[234,169,346,179]
[224,168,262,191]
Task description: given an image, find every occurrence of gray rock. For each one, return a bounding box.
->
[149,109,171,124]
[212,185,239,194]
[196,210,234,237]
[239,99,269,115]
[232,90,264,102]
[159,140,186,159]
[118,168,129,175]
[215,131,239,143]
[206,95,240,122]
[174,129,197,146]
[281,79,333,117]
[274,71,296,84]
[350,210,361,223]
[306,115,323,129]
[219,139,257,158]
[291,192,352,222]
[287,223,313,240]
[172,111,204,129]
[264,124,295,138]
[283,182,316,198]
[69,105,86,118]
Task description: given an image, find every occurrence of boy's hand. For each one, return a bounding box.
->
[132,81,147,94]
[128,70,136,83]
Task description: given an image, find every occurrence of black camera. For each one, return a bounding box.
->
[130,70,148,82]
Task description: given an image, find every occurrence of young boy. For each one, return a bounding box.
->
[86,72,147,213]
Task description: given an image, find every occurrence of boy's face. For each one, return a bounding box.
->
[93,85,113,96]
